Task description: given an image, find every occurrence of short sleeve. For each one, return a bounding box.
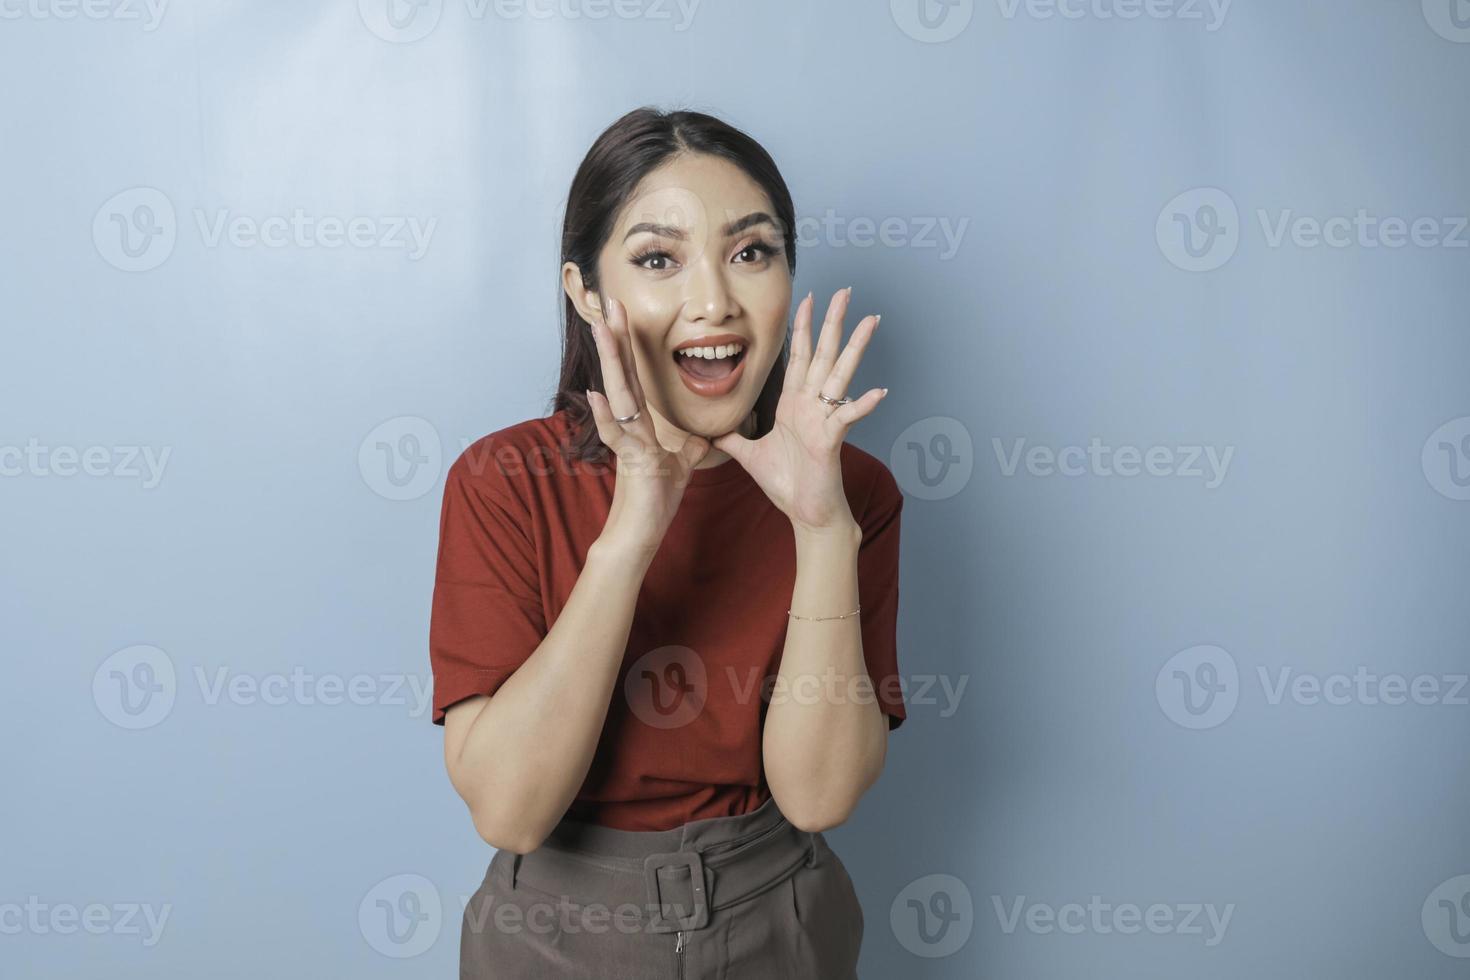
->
[857,462,906,730]
[428,448,547,725]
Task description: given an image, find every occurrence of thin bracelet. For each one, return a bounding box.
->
[787,604,861,621]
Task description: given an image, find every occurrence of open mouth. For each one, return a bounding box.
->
[673,343,747,381]
[671,337,749,398]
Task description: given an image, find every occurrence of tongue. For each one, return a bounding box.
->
[680,356,735,380]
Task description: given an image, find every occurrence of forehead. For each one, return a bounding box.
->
[614,152,774,234]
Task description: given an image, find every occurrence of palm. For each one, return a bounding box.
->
[714,287,887,534]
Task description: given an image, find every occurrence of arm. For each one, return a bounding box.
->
[761,521,889,833]
[442,532,655,854]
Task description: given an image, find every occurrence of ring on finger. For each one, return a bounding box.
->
[816,391,852,407]
[615,408,642,424]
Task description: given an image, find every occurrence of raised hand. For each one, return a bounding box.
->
[712,287,887,536]
[585,298,712,555]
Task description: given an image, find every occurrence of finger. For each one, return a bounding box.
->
[825,387,887,434]
[589,312,642,424]
[785,291,814,394]
[676,432,711,474]
[586,389,630,453]
[711,430,758,470]
[604,299,658,443]
[804,287,851,389]
[818,313,879,402]
[608,298,648,409]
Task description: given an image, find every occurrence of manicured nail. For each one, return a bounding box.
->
[874,314,881,327]
[880,387,889,397]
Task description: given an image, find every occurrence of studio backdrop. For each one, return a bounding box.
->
[3,0,1468,976]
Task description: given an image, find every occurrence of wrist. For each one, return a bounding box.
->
[791,518,862,550]
[589,531,659,571]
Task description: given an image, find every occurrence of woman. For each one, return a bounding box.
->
[429,106,907,978]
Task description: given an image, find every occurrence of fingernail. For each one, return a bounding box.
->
[881,387,889,397]
[844,286,854,298]
[874,314,881,327]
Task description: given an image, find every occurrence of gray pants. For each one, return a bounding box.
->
[460,796,864,978]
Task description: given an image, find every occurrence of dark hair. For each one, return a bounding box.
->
[550,107,797,463]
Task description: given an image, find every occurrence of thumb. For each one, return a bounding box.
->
[711,430,757,469]
[678,433,712,471]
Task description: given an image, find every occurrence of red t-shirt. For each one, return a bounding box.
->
[428,408,906,831]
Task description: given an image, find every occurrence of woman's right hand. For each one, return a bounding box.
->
[585,298,711,556]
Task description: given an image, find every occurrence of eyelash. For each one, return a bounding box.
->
[629,240,781,271]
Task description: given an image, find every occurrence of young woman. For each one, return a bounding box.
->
[429,107,907,978]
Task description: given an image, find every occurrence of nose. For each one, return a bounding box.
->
[683,252,739,325]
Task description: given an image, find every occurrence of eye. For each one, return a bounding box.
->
[734,241,778,264]
[630,248,678,272]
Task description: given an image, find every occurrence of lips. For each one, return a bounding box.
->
[671,335,749,398]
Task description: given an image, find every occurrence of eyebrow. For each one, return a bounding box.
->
[622,211,778,243]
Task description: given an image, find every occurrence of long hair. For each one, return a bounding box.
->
[550,107,796,464]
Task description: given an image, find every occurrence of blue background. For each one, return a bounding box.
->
[3,0,1469,975]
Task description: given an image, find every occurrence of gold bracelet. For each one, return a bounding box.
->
[787,604,861,621]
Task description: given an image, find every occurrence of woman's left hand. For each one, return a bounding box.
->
[712,287,887,537]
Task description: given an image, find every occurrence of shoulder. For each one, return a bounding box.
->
[446,410,580,500]
[840,441,902,519]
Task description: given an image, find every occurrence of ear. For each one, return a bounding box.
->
[561,261,604,328]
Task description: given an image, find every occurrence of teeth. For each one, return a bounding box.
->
[677,342,745,360]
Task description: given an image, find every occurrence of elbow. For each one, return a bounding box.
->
[775,794,856,834]
[468,801,550,855]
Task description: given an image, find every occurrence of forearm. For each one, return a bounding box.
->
[451,534,654,852]
[762,522,887,831]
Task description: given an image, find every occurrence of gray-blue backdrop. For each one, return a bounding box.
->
[3,0,1468,976]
